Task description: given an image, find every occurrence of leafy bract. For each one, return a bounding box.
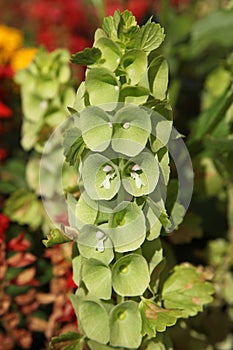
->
[148,56,168,101]
[71,47,102,66]
[70,296,110,344]
[50,331,82,350]
[134,21,165,52]
[109,301,142,348]
[139,299,181,338]
[63,127,85,165]
[162,264,215,317]
[112,254,150,296]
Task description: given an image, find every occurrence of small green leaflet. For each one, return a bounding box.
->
[71,47,102,66]
[162,264,215,318]
[134,20,165,52]
[63,127,85,165]
[50,331,82,350]
[139,299,181,338]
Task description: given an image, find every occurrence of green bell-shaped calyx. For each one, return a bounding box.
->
[80,106,113,152]
[122,152,160,197]
[112,254,150,296]
[112,105,151,157]
[82,153,121,200]
[108,201,146,252]
[109,301,142,348]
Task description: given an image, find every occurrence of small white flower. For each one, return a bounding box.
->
[123,122,130,129]
[100,165,116,189]
[96,230,105,239]
[131,171,145,189]
[132,164,141,172]
[96,239,105,252]
[108,122,113,128]
[95,230,107,252]
[40,100,48,110]
[103,165,113,172]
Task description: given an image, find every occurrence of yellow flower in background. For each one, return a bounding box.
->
[0,24,23,65]
[11,48,38,71]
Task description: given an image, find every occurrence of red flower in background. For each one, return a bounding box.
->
[7,232,31,252]
[0,213,9,243]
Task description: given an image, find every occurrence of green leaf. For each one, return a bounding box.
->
[122,152,159,197]
[112,254,150,296]
[162,264,215,318]
[42,228,71,247]
[94,37,121,71]
[63,127,85,165]
[109,301,142,348]
[82,153,121,200]
[112,105,151,157]
[71,47,102,66]
[102,10,121,41]
[72,255,82,286]
[190,10,233,56]
[85,68,120,108]
[50,332,82,350]
[88,340,124,350]
[82,258,112,299]
[80,106,112,152]
[148,56,168,100]
[189,87,233,143]
[4,189,43,229]
[109,202,146,252]
[134,21,165,52]
[150,113,172,153]
[139,299,181,338]
[121,49,147,85]
[70,295,110,344]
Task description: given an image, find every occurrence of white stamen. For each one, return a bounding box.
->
[123,122,130,129]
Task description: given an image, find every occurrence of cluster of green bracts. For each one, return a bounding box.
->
[59,11,214,350]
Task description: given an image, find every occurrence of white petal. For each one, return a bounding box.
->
[96,230,105,239]
[103,165,113,172]
[96,239,105,252]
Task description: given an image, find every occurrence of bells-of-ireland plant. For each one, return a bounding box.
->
[46,10,214,350]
